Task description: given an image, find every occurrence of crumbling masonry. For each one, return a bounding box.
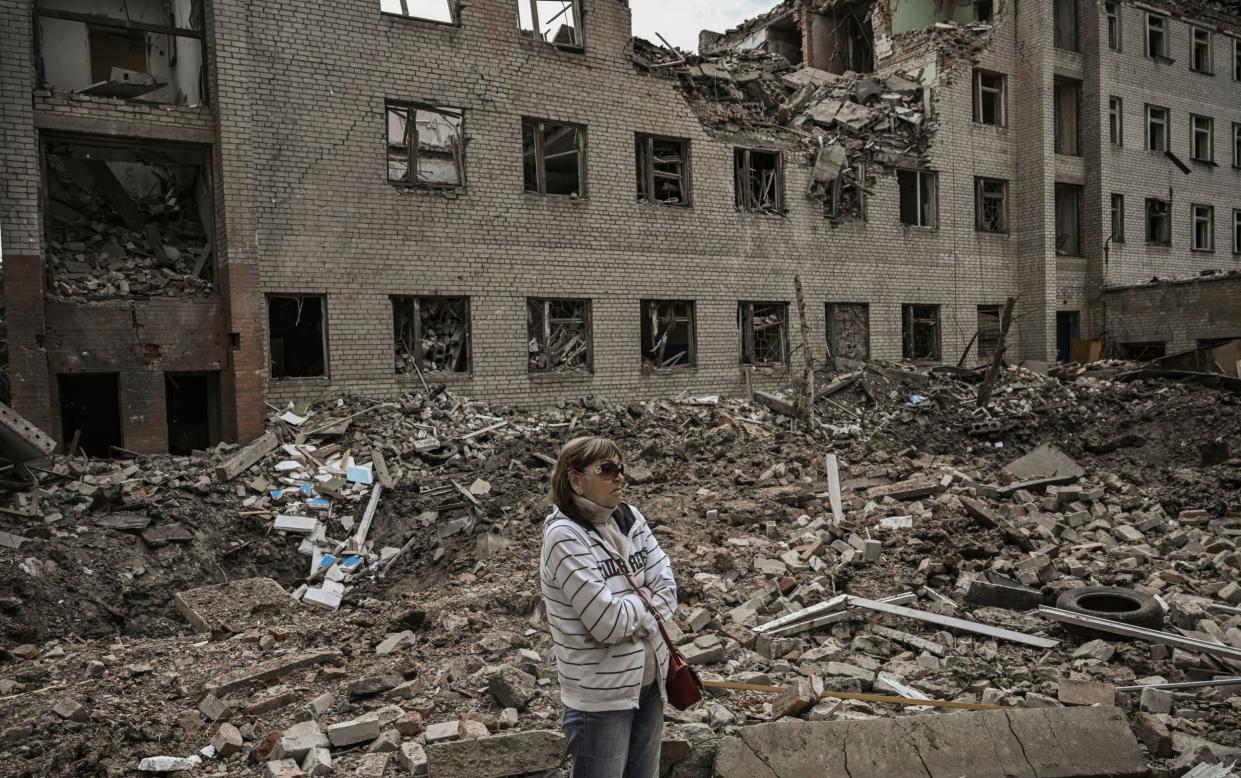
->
[2,0,1241,452]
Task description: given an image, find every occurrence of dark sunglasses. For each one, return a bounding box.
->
[578,461,625,480]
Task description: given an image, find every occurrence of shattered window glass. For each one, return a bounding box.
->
[518,0,582,48]
[641,300,695,369]
[1192,205,1213,251]
[386,102,464,188]
[1104,2,1120,50]
[975,177,1007,233]
[393,297,470,375]
[902,305,940,361]
[1053,0,1077,51]
[1146,14,1167,58]
[1111,194,1125,243]
[1191,115,1213,162]
[1109,96,1122,145]
[738,302,788,365]
[734,148,783,213]
[1191,27,1212,73]
[1055,184,1081,256]
[528,298,591,373]
[636,135,689,206]
[523,118,584,196]
[379,0,454,23]
[1053,79,1080,156]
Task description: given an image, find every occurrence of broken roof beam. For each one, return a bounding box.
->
[847,596,1060,649]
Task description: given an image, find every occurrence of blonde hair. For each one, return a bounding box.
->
[549,436,623,509]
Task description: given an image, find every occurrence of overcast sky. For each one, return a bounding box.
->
[628,0,771,52]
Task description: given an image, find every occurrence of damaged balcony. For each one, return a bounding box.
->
[42,136,215,301]
[35,0,206,106]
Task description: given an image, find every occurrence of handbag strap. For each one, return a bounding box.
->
[602,546,680,654]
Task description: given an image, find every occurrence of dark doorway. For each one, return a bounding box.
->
[1056,311,1080,362]
[166,372,220,454]
[269,295,326,378]
[58,373,122,457]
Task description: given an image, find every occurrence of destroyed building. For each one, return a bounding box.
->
[3,0,1241,453]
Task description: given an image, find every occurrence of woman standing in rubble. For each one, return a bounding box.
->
[540,436,677,778]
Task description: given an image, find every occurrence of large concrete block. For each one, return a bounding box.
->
[714,707,1146,778]
[426,729,565,778]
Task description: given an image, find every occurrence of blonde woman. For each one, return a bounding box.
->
[539,436,677,778]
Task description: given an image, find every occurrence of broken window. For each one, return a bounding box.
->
[1191,27,1212,73]
[974,1,993,23]
[972,70,1006,126]
[518,0,582,49]
[738,302,788,366]
[640,300,695,370]
[897,169,936,228]
[1053,79,1080,156]
[826,303,870,361]
[1192,204,1214,251]
[1145,198,1171,246]
[1109,96,1123,145]
[1054,184,1082,257]
[35,0,206,106]
[386,103,464,188]
[1104,2,1120,51]
[42,137,214,301]
[379,0,455,23]
[974,177,1007,233]
[522,118,585,196]
[1235,38,1241,81]
[976,305,1002,360]
[1120,342,1166,360]
[901,305,940,362]
[1235,123,1241,167]
[393,297,470,375]
[734,148,784,213]
[1111,194,1125,243]
[1234,209,1241,254]
[527,298,591,373]
[269,295,326,379]
[1146,105,1169,152]
[1191,115,1214,162]
[58,373,122,457]
[1146,13,1168,59]
[1053,0,1077,51]
[165,372,220,454]
[636,135,689,206]
[807,6,873,74]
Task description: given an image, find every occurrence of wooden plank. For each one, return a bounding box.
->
[372,449,396,489]
[825,453,844,526]
[353,484,383,550]
[213,431,278,482]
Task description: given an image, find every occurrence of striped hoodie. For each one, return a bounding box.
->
[540,502,677,712]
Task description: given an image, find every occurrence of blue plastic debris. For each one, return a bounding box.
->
[346,464,373,485]
[269,489,285,500]
[307,497,331,510]
[318,554,337,569]
[299,482,315,496]
[908,394,927,406]
[339,555,364,571]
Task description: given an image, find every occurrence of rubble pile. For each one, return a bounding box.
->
[633,16,993,219]
[1,362,1240,776]
[44,153,213,302]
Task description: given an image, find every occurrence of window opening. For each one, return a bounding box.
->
[1146,198,1171,245]
[901,305,940,361]
[527,298,591,373]
[738,302,789,365]
[636,135,689,205]
[898,169,936,227]
[518,0,582,48]
[386,103,465,188]
[734,148,783,213]
[975,177,1007,233]
[393,297,470,375]
[641,300,695,370]
[58,373,122,457]
[523,118,584,196]
[269,295,326,378]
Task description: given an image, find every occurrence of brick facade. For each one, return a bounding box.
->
[1102,274,1241,353]
[2,0,1238,449]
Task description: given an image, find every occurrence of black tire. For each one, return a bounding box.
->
[1054,586,1164,636]
[415,442,459,465]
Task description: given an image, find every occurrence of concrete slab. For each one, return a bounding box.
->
[714,707,1145,778]
[426,729,565,778]
[174,577,291,634]
[1003,444,1085,482]
[0,400,57,462]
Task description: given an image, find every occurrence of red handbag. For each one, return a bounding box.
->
[613,560,703,711]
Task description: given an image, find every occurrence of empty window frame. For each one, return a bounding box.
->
[1111,193,1125,243]
[974,177,1008,233]
[1235,122,1241,167]
[379,0,455,23]
[269,295,326,378]
[976,305,1002,360]
[1120,341,1166,360]
[518,0,582,48]
[1190,26,1212,73]
[393,296,470,375]
[1191,115,1214,162]
[974,0,993,23]
[1054,183,1082,256]
[1235,37,1241,80]
[636,134,690,206]
[1146,13,1168,59]
[522,118,585,196]
[1104,1,1120,50]
[1146,198,1171,245]
[1109,96,1123,145]
[972,69,1006,126]
[1053,79,1080,155]
[897,169,937,227]
[386,102,464,188]
[1234,209,1241,253]
[901,305,941,361]
[527,298,591,373]
[1053,0,1077,50]
[825,303,870,360]
[734,148,784,213]
[738,302,789,365]
[1191,204,1214,251]
[641,300,696,369]
[1146,105,1169,151]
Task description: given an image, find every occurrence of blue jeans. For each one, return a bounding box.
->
[563,682,663,778]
